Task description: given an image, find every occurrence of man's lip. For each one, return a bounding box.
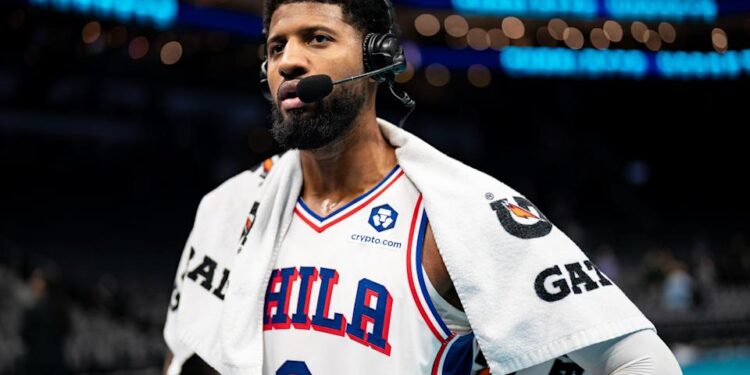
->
[278,80,300,101]
[281,97,305,110]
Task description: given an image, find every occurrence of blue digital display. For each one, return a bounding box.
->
[29,0,178,29]
[494,47,750,79]
[453,0,598,19]
[605,0,717,22]
[656,50,749,79]
[447,0,719,21]
[408,45,750,80]
[500,47,649,78]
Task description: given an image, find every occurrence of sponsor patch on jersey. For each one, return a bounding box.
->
[368,203,398,232]
[348,233,403,251]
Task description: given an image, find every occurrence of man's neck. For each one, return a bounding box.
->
[299,113,397,217]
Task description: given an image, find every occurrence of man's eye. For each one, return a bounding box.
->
[311,35,331,44]
[269,44,283,55]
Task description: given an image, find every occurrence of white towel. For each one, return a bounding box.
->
[166,118,654,375]
[163,169,272,374]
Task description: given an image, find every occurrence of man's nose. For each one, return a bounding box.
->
[277,41,309,80]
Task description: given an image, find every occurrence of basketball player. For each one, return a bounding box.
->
[163,1,683,374]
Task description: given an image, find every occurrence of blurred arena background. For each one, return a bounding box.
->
[1,0,749,374]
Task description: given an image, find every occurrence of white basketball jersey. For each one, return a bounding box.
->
[262,165,481,375]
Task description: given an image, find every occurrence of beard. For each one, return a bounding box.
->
[270,80,367,151]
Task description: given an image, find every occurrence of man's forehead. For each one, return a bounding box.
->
[268,2,348,37]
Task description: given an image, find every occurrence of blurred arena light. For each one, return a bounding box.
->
[631,21,649,43]
[444,14,469,37]
[425,63,451,86]
[501,16,525,40]
[563,27,585,50]
[590,28,610,50]
[603,20,624,42]
[547,18,568,41]
[467,64,492,87]
[81,21,101,45]
[160,41,183,65]
[466,27,490,51]
[128,37,150,60]
[712,28,729,53]
[414,13,441,37]
[658,22,678,43]
[645,30,663,52]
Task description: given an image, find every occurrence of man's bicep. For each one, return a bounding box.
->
[566,329,682,375]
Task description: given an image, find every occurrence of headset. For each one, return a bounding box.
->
[258,0,415,122]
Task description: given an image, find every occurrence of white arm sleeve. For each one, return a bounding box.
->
[566,329,682,375]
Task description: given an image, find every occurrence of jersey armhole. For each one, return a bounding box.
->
[406,197,455,342]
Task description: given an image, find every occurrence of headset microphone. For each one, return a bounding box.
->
[297,62,407,103]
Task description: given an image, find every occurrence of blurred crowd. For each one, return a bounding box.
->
[0,247,168,375]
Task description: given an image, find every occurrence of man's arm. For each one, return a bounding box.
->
[566,329,682,375]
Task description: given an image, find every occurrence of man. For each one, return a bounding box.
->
[164,1,683,374]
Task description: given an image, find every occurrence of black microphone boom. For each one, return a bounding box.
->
[296,62,404,103]
[295,62,415,128]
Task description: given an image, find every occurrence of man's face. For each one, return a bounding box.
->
[266,2,369,150]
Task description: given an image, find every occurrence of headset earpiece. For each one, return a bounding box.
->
[362,32,406,84]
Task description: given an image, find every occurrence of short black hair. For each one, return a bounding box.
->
[262,0,397,40]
